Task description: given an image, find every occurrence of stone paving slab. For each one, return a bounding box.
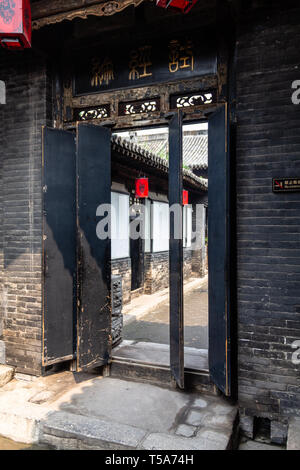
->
[0,401,48,444]
[142,428,231,451]
[123,277,207,327]
[123,278,209,350]
[239,440,284,451]
[40,411,147,450]
[0,373,237,450]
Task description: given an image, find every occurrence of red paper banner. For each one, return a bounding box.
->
[136,178,149,198]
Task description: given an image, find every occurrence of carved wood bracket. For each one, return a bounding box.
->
[32,0,147,30]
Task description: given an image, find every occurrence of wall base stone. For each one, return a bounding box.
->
[239,414,254,439]
[0,341,5,365]
[111,258,131,305]
[144,252,169,295]
[271,420,288,446]
[191,247,207,278]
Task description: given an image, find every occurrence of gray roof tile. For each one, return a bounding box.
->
[130,134,208,170]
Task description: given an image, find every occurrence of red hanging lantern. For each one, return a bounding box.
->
[182,190,189,206]
[156,0,199,14]
[0,0,31,50]
[136,178,149,198]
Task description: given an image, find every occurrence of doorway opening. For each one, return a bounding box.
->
[110,122,209,375]
[130,195,145,294]
[42,104,230,394]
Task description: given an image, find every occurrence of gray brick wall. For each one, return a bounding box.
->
[236,1,300,426]
[145,250,193,295]
[0,50,51,375]
[111,258,132,305]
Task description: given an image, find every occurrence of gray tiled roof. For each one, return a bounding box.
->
[183,135,208,169]
[131,133,208,170]
[111,135,208,192]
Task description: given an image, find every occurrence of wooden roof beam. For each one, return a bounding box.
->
[31,0,146,30]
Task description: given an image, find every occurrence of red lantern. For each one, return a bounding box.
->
[156,0,198,14]
[136,178,149,198]
[182,190,189,205]
[0,0,31,50]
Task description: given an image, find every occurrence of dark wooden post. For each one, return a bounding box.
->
[168,111,184,389]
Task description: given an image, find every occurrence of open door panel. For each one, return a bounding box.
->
[208,104,231,396]
[169,112,184,389]
[76,123,112,371]
[42,127,76,366]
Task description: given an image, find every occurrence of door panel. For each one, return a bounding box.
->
[42,127,76,365]
[208,104,231,396]
[168,112,184,389]
[76,123,111,370]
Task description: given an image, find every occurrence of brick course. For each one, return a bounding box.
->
[144,250,194,295]
[0,50,51,375]
[111,258,132,305]
[236,1,300,429]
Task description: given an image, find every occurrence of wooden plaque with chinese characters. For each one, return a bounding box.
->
[73,32,217,95]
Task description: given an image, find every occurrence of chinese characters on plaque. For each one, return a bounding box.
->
[129,46,153,80]
[90,39,195,89]
[74,34,217,95]
[91,57,114,87]
[168,39,194,73]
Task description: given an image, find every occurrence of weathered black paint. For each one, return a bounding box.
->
[42,127,77,365]
[76,123,111,370]
[168,111,184,389]
[208,104,231,396]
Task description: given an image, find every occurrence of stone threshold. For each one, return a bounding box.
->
[113,340,208,372]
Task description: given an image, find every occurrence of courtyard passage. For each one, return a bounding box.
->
[123,277,208,350]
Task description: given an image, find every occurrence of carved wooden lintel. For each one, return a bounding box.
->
[32,0,147,30]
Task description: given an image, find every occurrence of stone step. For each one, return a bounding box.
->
[0,373,237,450]
[0,365,14,388]
[287,417,300,450]
[111,340,217,394]
[39,406,238,451]
[0,398,237,450]
[110,359,217,395]
[39,410,147,450]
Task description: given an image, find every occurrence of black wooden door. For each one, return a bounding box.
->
[42,127,76,366]
[208,104,231,396]
[169,112,184,389]
[76,123,111,370]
